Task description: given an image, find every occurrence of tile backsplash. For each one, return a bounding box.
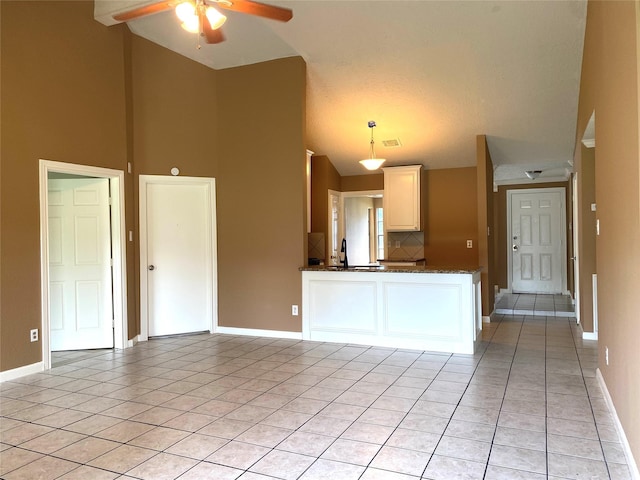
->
[387,231,425,260]
[308,232,325,262]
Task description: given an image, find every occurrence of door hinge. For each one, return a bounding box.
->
[110,258,113,267]
[108,197,113,206]
[112,319,115,328]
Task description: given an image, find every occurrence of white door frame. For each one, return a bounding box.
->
[327,190,342,265]
[506,187,567,294]
[572,173,581,324]
[139,175,218,340]
[39,159,128,369]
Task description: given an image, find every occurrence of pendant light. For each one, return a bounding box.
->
[359,121,386,171]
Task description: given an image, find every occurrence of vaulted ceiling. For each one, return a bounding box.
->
[96,0,587,182]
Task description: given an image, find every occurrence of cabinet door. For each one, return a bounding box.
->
[384,166,421,231]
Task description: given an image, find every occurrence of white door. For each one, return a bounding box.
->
[141,178,216,337]
[510,188,566,294]
[48,178,113,351]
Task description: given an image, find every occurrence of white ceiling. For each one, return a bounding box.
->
[95,0,588,181]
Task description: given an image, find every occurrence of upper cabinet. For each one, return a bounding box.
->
[383,165,422,231]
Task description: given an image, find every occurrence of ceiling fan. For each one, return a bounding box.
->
[113,0,293,44]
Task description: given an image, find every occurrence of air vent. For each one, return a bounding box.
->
[382,138,402,147]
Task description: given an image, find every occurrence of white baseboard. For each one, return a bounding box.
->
[126,335,144,347]
[215,326,303,340]
[596,368,640,480]
[582,331,598,340]
[0,361,44,382]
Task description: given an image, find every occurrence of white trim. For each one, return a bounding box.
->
[39,160,128,370]
[582,111,596,149]
[596,369,640,480]
[494,174,571,187]
[572,172,581,325]
[216,327,303,340]
[592,273,599,335]
[327,189,342,265]
[306,150,314,233]
[482,315,491,324]
[582,331,598,340]
[0,362,45,382]
[506,187,567,294]
[341,190,384,198]
[139,175,218,340]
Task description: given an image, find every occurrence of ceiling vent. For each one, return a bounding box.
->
[382,139,402,147]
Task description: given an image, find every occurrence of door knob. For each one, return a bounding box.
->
[512,245,519,252]
[148,265,155,271]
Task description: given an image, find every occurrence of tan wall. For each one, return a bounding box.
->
[131,36,220,337]
[0,1,130,371]
[341,174,383,192]
[310,155,341,263]
[0,1,307,371]
[423,167,478,267]
[476,136,495,316]
[216,57,306,332]
[577,0,640,463]
[576,145,597,333]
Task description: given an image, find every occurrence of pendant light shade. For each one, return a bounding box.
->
[205,6,227,30]
[359,121,386,170]
[359,158,386,170]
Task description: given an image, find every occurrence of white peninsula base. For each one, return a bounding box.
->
[301,269,482,354]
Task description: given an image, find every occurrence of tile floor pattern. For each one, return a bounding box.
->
[1,314,634,479]
[494,294,575,318]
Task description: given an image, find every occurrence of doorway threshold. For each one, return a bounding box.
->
[495,293,575,317]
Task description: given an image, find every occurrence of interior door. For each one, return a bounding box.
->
[510,188,565,293]
[143,179,214,337]
[48,178,113,351]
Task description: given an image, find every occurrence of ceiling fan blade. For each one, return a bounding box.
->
[202,22,226,43]
[113,1,178,22]
[216,0,292,22]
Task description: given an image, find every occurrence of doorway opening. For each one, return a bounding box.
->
[342,190,384,265]
[39,160,128,370]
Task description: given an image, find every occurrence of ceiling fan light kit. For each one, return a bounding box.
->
[113,0,293,45]
[359,120,386,171]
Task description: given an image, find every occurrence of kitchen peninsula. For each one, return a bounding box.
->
[300,265,482,354]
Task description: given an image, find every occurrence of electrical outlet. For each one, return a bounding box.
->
[30,329,38,342]
[466,240,473,248]
[605,346,609,366]
[292,305,299,316]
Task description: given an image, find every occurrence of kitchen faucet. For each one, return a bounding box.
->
[340,238,349,269]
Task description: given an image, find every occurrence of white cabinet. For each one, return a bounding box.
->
[383,165,422,231]
[302,269,482,354]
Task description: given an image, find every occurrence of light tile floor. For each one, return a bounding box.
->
[1,311,634,479]
[495,293,575,318]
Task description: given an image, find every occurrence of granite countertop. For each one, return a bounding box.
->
[300,265,481,274]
